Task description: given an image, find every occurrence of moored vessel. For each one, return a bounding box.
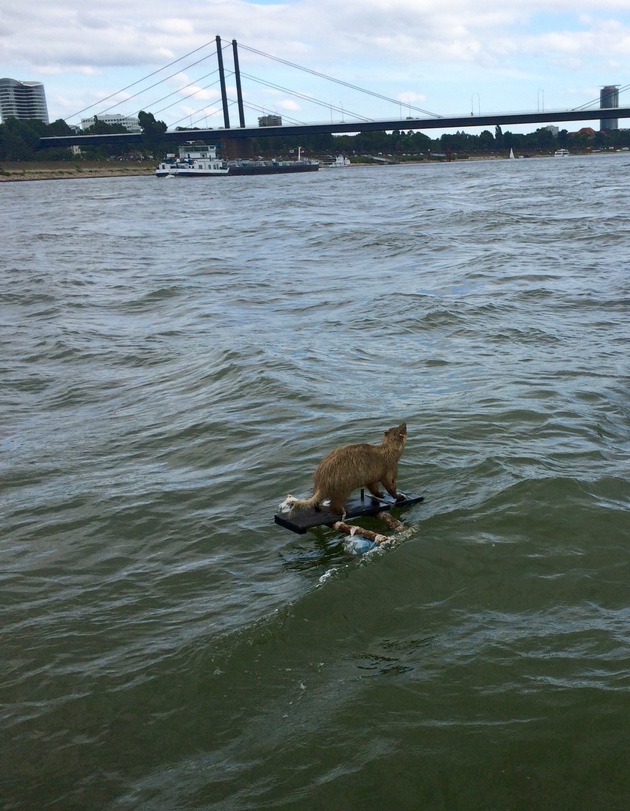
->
[322,155,351,168]
[156,143,319,177]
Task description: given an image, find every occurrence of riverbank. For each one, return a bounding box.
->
[0,161,156,182]
[0,156,513,180]
[2,151,622,181]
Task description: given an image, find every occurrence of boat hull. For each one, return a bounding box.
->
[163,170,229,177]
[156,163,319,177]
[227,162,319,175]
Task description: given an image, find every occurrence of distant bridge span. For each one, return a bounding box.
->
[39,107,630,149]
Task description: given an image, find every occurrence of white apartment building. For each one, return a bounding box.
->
[80,114,142,133]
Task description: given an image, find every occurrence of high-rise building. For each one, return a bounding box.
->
[600,85,619,131]
[0,78,49,124]
[258,114,283,127]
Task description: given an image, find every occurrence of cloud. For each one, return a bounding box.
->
[277,99,301,111]
[1,0,628,124]
[2,1,627,72]
[398,91,428,104]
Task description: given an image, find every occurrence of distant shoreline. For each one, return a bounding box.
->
[0,161,156,182]
[0,156,511,181]
[2,150,626,182]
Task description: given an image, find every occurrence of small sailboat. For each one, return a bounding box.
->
[509,148,515,159]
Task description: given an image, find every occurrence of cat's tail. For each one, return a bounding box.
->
[278,493,321,515]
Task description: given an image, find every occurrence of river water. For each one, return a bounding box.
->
[2,155,629,810]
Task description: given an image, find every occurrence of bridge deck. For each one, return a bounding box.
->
[39,108,630,149]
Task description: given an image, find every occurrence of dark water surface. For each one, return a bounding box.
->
[2,155,629,810]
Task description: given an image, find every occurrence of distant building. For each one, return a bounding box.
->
[80,113,142,133]
[0,78,49,124]
[600,86,619,131]
[543,125,559,137]
[258,114,282,127]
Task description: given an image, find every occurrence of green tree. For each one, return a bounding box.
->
[47,118,74,137]
[410,131,432,153]
[138,110,167,157]
[533,127,555,150]
[479,130,494,152]
[0,118,43,160]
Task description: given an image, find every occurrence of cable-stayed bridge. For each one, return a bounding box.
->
[39,107,630,151]
[39,37,630,150]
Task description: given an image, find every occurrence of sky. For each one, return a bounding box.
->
[1,0,629,136]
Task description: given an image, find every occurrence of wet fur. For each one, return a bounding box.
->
[283,423,407,517]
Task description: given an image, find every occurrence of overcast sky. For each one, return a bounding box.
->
[1,0,629,134]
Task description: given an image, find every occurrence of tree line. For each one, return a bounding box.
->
[279,124,630,158]
[0,111,166,161]
[1,113,629,162]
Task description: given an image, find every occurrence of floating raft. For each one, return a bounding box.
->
[274,490,424,535]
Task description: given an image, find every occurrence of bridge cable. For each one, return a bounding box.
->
[166,72,313,128]
[140,71,221,117]
[84,53,218,121]
[185,98,309,130]
[67,40,218,121]
[571,84,629,112]
[239,72,374,122]
[237,42,443,119]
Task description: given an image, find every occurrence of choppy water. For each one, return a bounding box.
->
[2,155,629,810]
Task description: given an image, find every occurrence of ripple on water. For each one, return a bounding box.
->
[2,160,630,809]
